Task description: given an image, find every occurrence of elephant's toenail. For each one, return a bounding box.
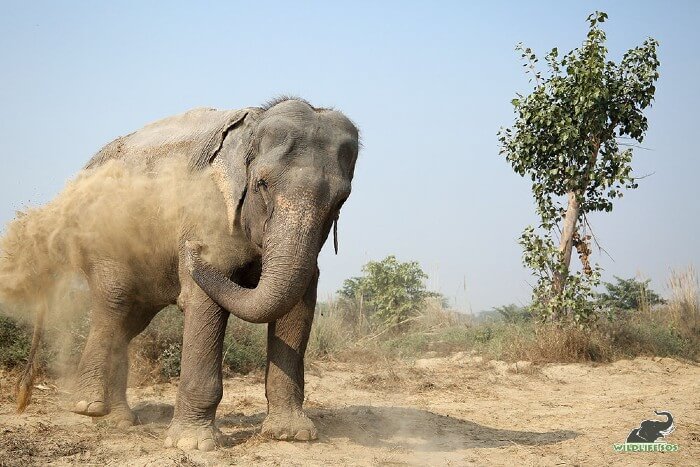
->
[199,439,216,452]
[75,401,88,412]
[295,430,311,441]
[164,437,174,448]
[278,432,289,440]
[87,401,106,415]
[177,437,198,450]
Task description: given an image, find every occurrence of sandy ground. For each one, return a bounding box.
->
[0,353,697,466]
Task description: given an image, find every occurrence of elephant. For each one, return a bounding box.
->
[6,97,359,451]
[626,411,675,443]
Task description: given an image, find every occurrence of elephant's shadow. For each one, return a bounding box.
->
[133,403,577,451]
[310,406,576,451]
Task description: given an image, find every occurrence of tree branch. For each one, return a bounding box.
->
[582,213,615,261]
[617,142,653,151]
[634,172,656,180]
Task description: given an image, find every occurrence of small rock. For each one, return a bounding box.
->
[514,361,533,373]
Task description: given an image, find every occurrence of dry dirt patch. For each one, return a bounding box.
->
[0,356,697,466]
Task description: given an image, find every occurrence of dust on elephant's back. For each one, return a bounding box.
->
[0,157,236,303]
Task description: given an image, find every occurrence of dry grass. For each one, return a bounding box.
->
[482,324,611,363]
[667,266,700,337]
[1,269,698,383]
[334,267,700,364]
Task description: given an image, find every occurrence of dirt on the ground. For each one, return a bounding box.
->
[0,354,697,466]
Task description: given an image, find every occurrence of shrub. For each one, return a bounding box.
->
[222,320,266,375]
[131,305,184,379]
[159,342,182,378]
[0,314,31,368]
[338,255,442,329]
[597,276,665,315]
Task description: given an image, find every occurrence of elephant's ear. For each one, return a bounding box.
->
[203,109,260,234]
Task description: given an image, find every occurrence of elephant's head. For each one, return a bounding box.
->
[636,411,675,442]
[187,98,359,323]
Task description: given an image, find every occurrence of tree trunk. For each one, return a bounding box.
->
[551,140,601,319]
[552,191,580,313]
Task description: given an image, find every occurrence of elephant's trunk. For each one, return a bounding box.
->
[186,200,321,324]
[654,410,675,435]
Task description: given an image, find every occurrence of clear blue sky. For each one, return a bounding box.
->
[1,1,698,312]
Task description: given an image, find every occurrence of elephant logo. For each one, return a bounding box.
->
[626,410,675,443]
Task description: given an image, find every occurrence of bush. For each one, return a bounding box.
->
[159,342,182,378]
[132,305,184,379]
[338,256,442,329]
[610,320,689,358]
[0,314,31,368]
[597,276,665,315]
[222,320,266,375]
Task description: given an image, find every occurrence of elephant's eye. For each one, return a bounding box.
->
[257,179,272,207]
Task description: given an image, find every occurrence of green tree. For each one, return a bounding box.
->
[498,11,660,326]
[598,276,665,314]
[339,255,438,327]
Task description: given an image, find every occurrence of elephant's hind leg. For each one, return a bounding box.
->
[72,311,121,417]
[96,307,158,428]
[261,268,318,441]
[90,337,136,427]
[72,261,136,418]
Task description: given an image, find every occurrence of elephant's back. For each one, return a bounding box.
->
[84,107,251,170]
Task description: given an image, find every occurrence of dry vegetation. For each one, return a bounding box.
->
[0,268,697,464]
[1,268,698,388]
[311,267,700,366]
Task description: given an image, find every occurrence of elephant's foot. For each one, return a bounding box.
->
[72,399,108,417]
[164,422,223,452]
[261,410,318,441]
[71,377,108,417]
[94,404,138,428]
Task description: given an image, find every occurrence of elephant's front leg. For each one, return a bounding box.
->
[261,268,318,441]
[165,282,229,451]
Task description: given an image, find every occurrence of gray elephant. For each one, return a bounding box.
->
[626,411,675,443]
[7,97,359,450]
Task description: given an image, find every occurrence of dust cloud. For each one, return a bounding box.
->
[0,156,229,335]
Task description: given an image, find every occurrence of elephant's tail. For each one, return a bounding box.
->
[0,206,64,413]
[15,297,47,413]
